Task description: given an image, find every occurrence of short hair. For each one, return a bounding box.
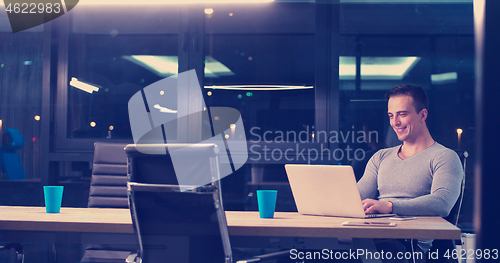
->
[385,84,429,113]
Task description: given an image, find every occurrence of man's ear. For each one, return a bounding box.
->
[420,108,428,122]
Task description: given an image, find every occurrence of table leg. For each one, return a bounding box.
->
[49,243,57,263]
[352,239,383,263]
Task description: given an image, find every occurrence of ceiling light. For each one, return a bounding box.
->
[341,0,471,3]
[339,56,420,80]
[431,72,457,85]
[204,85,313,90]
[70,77,100,93]
[153,104,178,114]
[123,55,233,77]
[123,56,178,77]
[205,56,234,78]
[78,0,274,6]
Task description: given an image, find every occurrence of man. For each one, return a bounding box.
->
[357,84,463,261]
[351,120,385,181]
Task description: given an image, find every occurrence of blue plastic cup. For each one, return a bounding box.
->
[43,186,64,213]
[257,190,277,218]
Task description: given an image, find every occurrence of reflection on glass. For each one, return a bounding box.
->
[204,85,313,91]
[122,56,179,77]
[78,0,275,5]
[68,34,178,139]
[69,77,100,93]
[122,55,233,78]
[339,56,420,80]
[431,72,458,85]
[204,35,315,139]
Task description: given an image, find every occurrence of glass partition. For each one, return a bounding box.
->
[20,1,473,224]
[202,3,316,211]
[204,33,315,140]
[58,6,180,149]
[338,1,474,229]
[0,30,43,181]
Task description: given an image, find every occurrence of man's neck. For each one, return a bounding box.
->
[398,131,435,160]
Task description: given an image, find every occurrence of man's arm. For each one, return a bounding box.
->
[388,150,463,217]
[358,154,394,214]
[357,150,382,200]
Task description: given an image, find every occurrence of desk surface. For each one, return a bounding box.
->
[227,211,461,240]
[0,206,460,240]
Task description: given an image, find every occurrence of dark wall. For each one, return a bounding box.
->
[475,0,500,259]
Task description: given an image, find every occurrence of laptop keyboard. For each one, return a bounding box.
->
[366,213,396,218]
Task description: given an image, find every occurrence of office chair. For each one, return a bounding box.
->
[80,141,136,263]
[444,150,468,226]
[0,243,24,263]
[0,128,27,180]
[125,143,290,263]
[87,141,130,209]
[0,130,37,263]
[428,149,468,263]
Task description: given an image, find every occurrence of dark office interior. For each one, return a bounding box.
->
[0,0,499,262]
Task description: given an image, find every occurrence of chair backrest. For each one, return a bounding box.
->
[444,149,468,226]
[88,141,130,208]
[125,144,232,263]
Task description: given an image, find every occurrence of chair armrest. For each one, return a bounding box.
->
[0,243,24,263]
[125,253,138,263]
[236,249,291,263]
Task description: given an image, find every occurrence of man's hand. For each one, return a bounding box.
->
[361,199,393,214]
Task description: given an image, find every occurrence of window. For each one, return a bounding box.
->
[57,6,180,150]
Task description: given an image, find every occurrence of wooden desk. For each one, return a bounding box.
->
[0,206,133,234]
[0,206,460,243]
[0,206,134,245]
[227,211,461,240]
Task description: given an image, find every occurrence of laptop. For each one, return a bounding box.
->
[285,164,396,218]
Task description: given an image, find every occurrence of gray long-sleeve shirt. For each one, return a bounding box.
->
[357,142,463,217]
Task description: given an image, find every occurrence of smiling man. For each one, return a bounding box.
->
[356,84,463,262]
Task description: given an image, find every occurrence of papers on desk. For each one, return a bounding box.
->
[342,221,396,227]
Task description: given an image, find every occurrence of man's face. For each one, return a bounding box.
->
[387,95,427,143]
